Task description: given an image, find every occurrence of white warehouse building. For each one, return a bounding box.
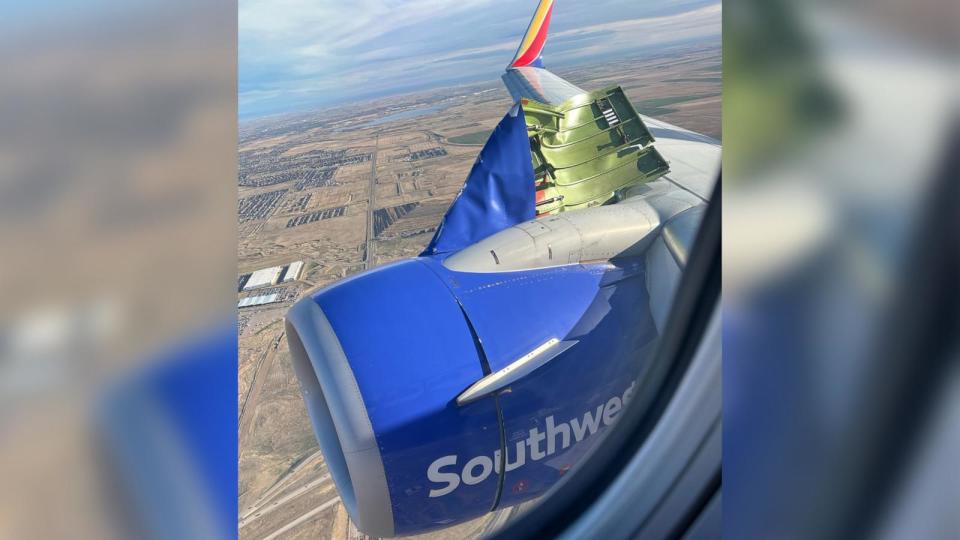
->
[240,260,305,291]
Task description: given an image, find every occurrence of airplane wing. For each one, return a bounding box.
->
[424,0,718,258]
[504,61,718,201]
[501,0,719,204]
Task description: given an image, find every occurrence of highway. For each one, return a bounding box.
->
[364,134,379,269]
[239,473,332,528]
[261,496,342,540]
[238,332,284,444]
[242,450,324,519]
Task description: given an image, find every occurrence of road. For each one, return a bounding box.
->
[364,133,379,269]
[260,496,342,540]
[242,450,324,519]
[238,332,284,444]
[239,473,332,528]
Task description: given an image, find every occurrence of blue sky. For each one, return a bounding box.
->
[239,0,720,120]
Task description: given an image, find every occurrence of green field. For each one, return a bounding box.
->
[634,94,713,116]
[447,130,489,145]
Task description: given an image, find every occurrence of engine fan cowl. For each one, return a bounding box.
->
[284,259,501,537]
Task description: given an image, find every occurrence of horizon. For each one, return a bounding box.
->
[240,0,721,120]
[239,39,720,125]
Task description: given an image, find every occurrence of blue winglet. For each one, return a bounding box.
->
[421,104,534,256]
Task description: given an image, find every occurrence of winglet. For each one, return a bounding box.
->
[508,0,554,68]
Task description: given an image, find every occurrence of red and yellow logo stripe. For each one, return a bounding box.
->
[510,0,554,68]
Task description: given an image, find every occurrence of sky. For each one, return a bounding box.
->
[239,0,721,120]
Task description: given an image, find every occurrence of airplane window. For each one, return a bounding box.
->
[239,1,720,538]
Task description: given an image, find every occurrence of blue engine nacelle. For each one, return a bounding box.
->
[285,256,657,537]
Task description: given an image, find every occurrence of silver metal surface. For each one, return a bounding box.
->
[662,206,706,267]
[502,67,585,105]
[501,63,720,203]
[285,300,395,537]
[443,179,703,273]
[456,338,577,406]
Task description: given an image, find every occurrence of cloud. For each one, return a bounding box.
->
[239,0,720,118]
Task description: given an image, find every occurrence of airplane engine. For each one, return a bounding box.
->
[285,255,658,537]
